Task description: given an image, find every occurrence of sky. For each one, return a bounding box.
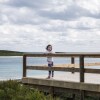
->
[0,0,100,52]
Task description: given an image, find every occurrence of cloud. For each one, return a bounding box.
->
[37,0,100,20]
[0,0,100,52]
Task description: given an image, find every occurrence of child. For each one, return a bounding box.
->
[46,44,54,79]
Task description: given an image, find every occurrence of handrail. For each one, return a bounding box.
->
[24,52,100,57]
[23,53,100,83]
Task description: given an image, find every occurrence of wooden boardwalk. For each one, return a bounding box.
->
[22,77,100,94]
[22,53,100,100]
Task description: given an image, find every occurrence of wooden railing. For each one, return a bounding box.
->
[23,52,100,83]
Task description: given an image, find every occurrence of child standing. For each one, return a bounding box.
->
[46,44,54,79]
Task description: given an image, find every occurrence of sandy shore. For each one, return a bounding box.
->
[43,62,100,68]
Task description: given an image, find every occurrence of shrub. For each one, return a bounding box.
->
[0,80,59,100]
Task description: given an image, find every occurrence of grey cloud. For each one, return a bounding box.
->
[1,0,100,25]
[38,3,100,21]
[2,0,99,21]
[74,25,93,30]
[0,7,48,25]
[3,0,50,8]
[38,5,81,20]
[45,1,100,21]
[0,0,50,25]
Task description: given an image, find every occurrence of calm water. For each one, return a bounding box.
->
[0,56,100,80]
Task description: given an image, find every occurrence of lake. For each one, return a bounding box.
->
[0,56,100,80]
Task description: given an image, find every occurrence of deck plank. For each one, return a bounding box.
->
[22,77,100,92]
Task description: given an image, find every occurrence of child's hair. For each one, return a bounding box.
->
[46,44,52,50]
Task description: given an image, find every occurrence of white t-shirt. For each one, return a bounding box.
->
[46,50,53,62]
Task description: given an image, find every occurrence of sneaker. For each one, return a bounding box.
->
[46,76,50,79]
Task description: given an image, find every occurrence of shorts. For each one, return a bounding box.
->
[48,62,53,67]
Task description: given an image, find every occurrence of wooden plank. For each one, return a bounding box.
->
[24,53,78,57]
[22,77,100,92]
[24,84,100,97]
[24,52,100,57]
[26,66,100,74]
[85,69,100,73]
[26,66,79,72]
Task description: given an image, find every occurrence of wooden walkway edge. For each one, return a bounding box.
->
[22,77,100,97]
[22,77,100,92]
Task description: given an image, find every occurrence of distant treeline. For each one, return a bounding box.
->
[0,50,24,56]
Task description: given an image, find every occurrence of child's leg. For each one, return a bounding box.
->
[48,63,51,77]
[52,71,54,77]
[48,62,54,78]
[51,62,54,77]
[49,71,51,77]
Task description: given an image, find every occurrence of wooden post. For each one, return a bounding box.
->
[71,57,75,73]
[23,55,26,77]
[80,55,85,100]
[80,55,84,82]
[71,57,75,64]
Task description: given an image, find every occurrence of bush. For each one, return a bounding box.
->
[0,80,59,100]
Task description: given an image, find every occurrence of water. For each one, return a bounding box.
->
[0,56,23,80]
[0,56,100,80]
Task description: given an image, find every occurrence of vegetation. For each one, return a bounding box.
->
[0,50,24,56]
[0,80,99,100]
[0,80,60,100]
